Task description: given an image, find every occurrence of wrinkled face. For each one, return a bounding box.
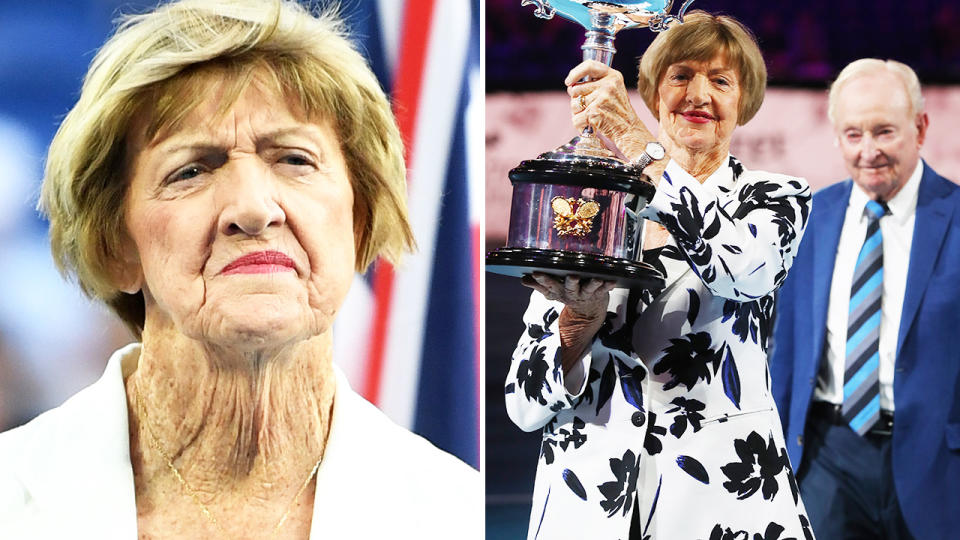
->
[657,55,741,154]
[833,71,926,201]
[120,79,356,351]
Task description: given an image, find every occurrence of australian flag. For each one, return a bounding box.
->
[332,0,481,469]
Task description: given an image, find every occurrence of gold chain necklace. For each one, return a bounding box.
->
[134,387,322,537]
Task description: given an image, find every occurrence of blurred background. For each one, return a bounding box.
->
[485,0,960,537]
[0,0,481,470]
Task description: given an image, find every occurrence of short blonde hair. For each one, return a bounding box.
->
[41,0,415,336]
[828,58,925,124]
[637,10,767,125]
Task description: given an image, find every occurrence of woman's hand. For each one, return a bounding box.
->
[565,60,654,156]
[521,273,615,373]
[521,273,612,318]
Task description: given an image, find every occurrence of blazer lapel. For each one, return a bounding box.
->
[897,165,955,358]
[810,182,851,367]
[653,162,743,302]
[13,346,139,538]
[646,158,740,301]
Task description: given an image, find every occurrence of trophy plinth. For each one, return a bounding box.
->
[486,0,694,290]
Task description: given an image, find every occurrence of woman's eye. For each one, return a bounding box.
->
[168,164,205,184]
[714,78,729,86]
[278,154,314,167]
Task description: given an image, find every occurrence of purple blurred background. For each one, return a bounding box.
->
[487,0,960,90]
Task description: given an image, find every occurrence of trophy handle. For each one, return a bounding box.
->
[520,0,555,20]
[650,0,695,32]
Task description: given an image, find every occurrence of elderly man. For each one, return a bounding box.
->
[771,59,960,539]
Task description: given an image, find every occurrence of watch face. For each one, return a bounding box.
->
[646,142,665,160]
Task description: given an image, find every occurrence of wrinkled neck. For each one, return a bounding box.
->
[126,320,335,495]
[662,136,729,183]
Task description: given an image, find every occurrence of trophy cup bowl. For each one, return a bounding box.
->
[489,144,658,284]
[486,0,694,289]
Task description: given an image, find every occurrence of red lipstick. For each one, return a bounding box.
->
[221,250,296,275]
[681,110,715,124]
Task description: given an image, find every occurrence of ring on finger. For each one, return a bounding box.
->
[578,95,586,112]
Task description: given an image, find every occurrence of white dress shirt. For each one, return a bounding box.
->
[815,159,923,411]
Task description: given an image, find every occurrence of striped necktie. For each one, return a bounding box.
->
[843,199,888,435]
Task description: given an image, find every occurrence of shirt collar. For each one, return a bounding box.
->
[848,158,923,225]
[701,154,736,193]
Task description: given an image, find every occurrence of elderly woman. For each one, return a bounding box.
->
[0,0,478,538]
[505,11,814,540]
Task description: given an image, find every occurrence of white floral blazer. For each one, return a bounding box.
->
[506,157,815,540]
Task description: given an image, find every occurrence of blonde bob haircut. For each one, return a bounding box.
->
[41,0,415,337]
[828,58,925,124]
[637,10,767,125]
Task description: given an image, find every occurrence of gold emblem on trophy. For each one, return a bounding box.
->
[551,196,600,237]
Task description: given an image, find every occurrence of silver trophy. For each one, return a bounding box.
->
[486,0,693,288]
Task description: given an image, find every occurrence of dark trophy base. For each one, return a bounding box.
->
[486,247,664,291]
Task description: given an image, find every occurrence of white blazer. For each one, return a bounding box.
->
[506,157,816,540]
[0,344,481,539]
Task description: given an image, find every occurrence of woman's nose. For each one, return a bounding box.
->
[686,74,710,106]
[218,163,286,236]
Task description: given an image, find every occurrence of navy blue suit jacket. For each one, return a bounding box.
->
[770,162,960,539]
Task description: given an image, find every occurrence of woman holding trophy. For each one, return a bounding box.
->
[505,11,815,539]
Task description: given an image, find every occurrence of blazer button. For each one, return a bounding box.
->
[797,435,803,446]
[808,377,815,386]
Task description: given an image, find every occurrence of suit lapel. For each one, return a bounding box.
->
[897,166,954,358]
[810,182,851,366]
